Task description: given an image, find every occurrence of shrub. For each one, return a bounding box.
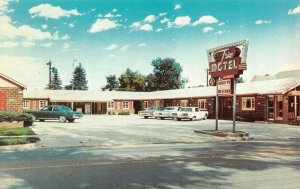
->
[112,112,116,115]
[118,111,130,115]
[0,112,35,127]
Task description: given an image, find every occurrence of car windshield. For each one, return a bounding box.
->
[62,106,72,112]
[180,108,192,112]
[165,107,175,110]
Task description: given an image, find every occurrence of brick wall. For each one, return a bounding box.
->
[0,87,24,112]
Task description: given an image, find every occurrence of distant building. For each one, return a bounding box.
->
[0,73,26,112]
[250,69,300,82]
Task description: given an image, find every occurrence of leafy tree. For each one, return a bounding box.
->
[236,77,245,83]
[69,63,88,90]
[151,57,187,90]
[45,67,62,90]
[102,75,119,91]
[145,74,156,91]
[118,68,146,91]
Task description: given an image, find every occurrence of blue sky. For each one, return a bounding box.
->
[0,0,299,90]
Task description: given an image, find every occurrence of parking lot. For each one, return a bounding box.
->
[27,115,300,149]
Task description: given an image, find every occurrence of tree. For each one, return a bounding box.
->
[69,63,88,90]
[102,75,119,91]
[151,57,187,90]
[236,77,245,83]
[45,67,62,90]
[118,68,146,91]
[145,73,156,91]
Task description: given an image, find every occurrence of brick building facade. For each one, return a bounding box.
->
[0,73,26,113]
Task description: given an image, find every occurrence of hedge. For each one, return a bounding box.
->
[0,112,34,127]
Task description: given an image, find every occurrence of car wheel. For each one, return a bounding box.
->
[177,118,181,121]
[203,114,208,120]
[39,119,45,122]
[59,116,67,123]
[68,119,75,123]
[191,116,196,121]
[144,116,148,119]
[160,117,164,120]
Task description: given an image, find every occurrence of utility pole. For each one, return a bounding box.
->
[46,61,52,89]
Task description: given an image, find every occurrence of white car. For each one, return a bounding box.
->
[173,107,208,121]
[138,107,164,119]
[153,106,181,120]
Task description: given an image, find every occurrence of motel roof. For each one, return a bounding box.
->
[24,77,300,101]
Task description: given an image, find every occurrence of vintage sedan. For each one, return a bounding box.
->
[138,107,164,119]
[26,105,83,123]
[153,106,181,120]
[173,107,208,121]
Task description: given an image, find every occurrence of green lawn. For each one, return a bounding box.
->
[0,127,36,136]
[0,137,39,146]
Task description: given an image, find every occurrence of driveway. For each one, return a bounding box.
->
[26,115,300,149]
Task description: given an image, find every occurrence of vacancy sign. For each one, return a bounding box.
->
[217,79,232,95]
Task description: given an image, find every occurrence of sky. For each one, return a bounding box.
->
[0,0,299,90]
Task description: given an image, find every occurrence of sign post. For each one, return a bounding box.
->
[207,40,249,133]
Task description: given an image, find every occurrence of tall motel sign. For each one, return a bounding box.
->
[207,40,249,132]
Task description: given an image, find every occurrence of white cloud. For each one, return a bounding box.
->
[61,34,70,40]
[0,41,18,47]
[41,42,52,48]
[88,18,119,33]
[214,30,225,35]
[120,44,130,51]
[288,6,300,15]
[105,43,118,50]
[0,0,17,15]
[156,28,163,32]
[140,23,153,31]
[130,22,141,28]
[144,15,156,23]
[22,41,35,47]
[193,15,218,26]
[203,27,213,33]
[115,14,122,17]
[29,4,81,19]
[218,22,225,26]
[112,8,118,13]
[160,18,169,23]
[109,54,115,58]
[174,4,181,10]
[255,20,271,24]
[61,43,70,52]
[0,15,52,41]
[104,13,114,18]
[159,12,167,17]
[174,16,191,27]
[68,22,75,28]
[41,24,48,29]
[138,43,147,47]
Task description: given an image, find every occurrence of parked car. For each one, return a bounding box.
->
[26,105,83,123]
[138,107,164,119]
[173,107,208,121]
[154,106,181,120]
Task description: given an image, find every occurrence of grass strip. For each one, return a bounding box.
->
[0,137,39,146]
[0,127,35,136]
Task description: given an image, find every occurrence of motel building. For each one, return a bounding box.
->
[20,69,300,124]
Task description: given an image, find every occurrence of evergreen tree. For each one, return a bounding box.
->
[69,63,88,90]
[50,68,63,90]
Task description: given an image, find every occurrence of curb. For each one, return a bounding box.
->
[194,130,249,137]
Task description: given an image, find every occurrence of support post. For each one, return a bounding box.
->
[215,77,219,131]
[233,77,237,133]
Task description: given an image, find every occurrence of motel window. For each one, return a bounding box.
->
[144,101,149,109]
[39,100,48,109]
[198,99,206,110]
[242,97,255,110]
[107,101,114,109]
[123,101,129,109]
[23,100,29,109]
[154,101,160,107]
[180,100,188,107]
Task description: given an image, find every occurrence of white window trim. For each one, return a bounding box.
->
[123,101,129,109]
[198,99,206,110]
[39,100,48,109]
[242,97,255,110]
[107,101,114,109]
[23,100,29,109]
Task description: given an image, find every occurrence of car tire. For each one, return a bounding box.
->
[191,116,196,121]
[177,118,181,121]
[203,114,208,120]
[144,116,148,119]
[59,116,67,123]
[39,119,45,122]
[68,119,75,123]
[160,117,164,120]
